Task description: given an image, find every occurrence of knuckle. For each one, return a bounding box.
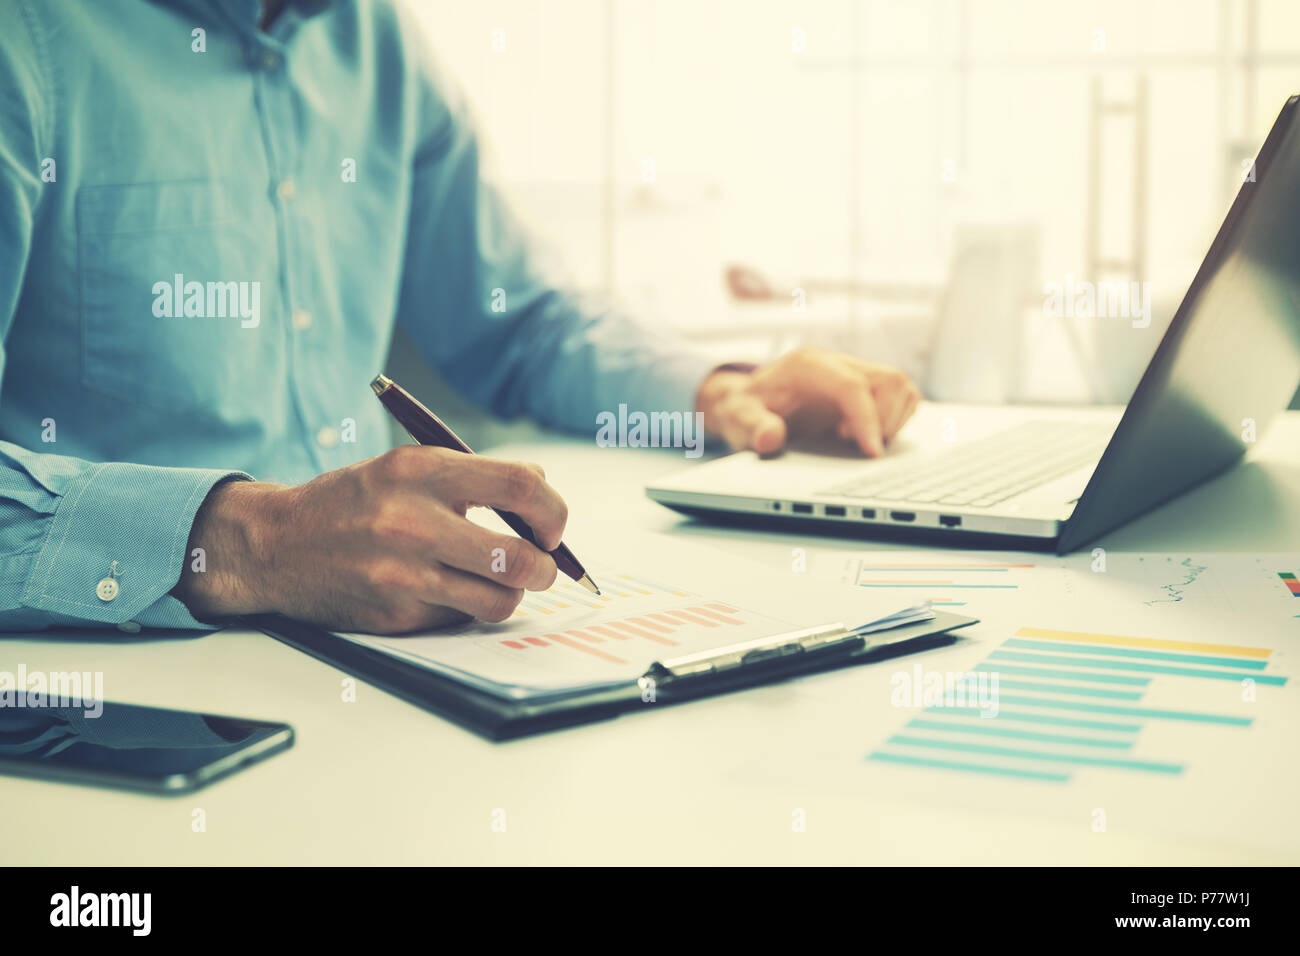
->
[504,461,541,504]
[498,539,536,586]
[480,587,524,623]
[791,345,819,367]
[536,555,559,590]
[366,559,414,594]
[380,608,425,634]
[369,501,429,546]
[377,444,424,482]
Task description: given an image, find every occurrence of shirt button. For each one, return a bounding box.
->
[292,308,312,330]
[260,50,282,71]
[276,178,296,201]
[316,426,340,448]
[96,578,119,602]
[117,621,141,634]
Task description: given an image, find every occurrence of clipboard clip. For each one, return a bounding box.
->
[641,623,862,687]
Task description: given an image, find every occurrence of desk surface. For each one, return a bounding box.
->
[6,410,1299,865]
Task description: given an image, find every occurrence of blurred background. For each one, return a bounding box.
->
[389,0,1300,447]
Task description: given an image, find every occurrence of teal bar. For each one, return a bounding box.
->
[868,751,1070,782]
[888,735,1184,773]
[992,694,1253,726]
[858,568,1010,572]
[858,584,1019,589]
[967,678,1143,700]
[973,662,1149,686]
[1004,637,1269,671]
[923,705,1141,732]
[907,718,1134,749]
[989,650,1288,685]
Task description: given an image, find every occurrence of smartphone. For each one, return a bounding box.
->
[0,691,293,794]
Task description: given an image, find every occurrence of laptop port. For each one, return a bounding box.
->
[792,503,813,514]
[889,510,916,522]
[938,514,962,528]
[771,501,781,511]
[861,508,876,519]
[824,505,846,517]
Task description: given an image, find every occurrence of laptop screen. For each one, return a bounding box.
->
[1060,95,1300,553]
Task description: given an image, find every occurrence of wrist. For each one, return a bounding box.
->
[696,364,755,429]
[173,479,287,620]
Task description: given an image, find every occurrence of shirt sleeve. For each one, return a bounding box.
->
[0,6,248,633]
[0,444,251,631]
[393,48,719,433]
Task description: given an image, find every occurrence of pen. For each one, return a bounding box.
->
[370,374,601,595]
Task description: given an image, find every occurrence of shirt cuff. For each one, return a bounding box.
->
[636,349,726,424]
[20,463,251,629]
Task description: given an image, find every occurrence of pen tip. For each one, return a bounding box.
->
[578,574,600,595]
[370,374,393,397]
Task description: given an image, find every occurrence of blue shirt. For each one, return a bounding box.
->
[0,0,714,632]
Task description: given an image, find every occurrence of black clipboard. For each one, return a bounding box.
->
[251,610,977,741]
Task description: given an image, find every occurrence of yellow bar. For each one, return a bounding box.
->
[1015,626,1272,659]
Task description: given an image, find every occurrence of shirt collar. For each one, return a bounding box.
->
[149,0,336,33]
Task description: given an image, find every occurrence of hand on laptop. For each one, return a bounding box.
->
[172,447,567,633]
[696,346,921,457]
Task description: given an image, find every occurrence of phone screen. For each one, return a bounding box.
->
[0,691,293,793]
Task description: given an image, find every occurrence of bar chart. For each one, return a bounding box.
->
[844,557,1037,608]
[868,625,1288,783]
[497,603,747,666]
[511,573,691,616]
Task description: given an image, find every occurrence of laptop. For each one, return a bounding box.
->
[648,96,1300,554]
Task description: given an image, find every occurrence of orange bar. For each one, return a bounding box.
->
[626,616,671,633]
[648,613,683,629]
[523,637,549,647]
[586,624,630,641]
[567,629,603,644]
[545,633,627,664]
[689,606,743,625]
[665,609,718,627]
[1015,626,1273,659]
[609,621,677,646]
[706,603,739,614]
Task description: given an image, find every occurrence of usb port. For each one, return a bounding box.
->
[860,508,876,519]
[824,505,846,517]
[939,514,962,528]
[792,503,813,514]
[889,510,916,522]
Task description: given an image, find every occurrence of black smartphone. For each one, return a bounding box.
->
[0,691,293,794]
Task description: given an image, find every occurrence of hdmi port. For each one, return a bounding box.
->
[889,510,916,522]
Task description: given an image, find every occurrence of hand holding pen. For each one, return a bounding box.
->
[174,380,584,634]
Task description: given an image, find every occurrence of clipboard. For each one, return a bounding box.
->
[251,610,977,740]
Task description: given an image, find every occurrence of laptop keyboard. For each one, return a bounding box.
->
[822,421,1112,509]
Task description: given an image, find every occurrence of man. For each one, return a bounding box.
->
[0,0,919,635]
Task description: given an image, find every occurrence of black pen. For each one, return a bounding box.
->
[370,374,601,595]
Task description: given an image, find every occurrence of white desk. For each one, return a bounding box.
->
[5,411,1299,865]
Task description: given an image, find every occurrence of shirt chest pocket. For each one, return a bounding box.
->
[77,180,284,418]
